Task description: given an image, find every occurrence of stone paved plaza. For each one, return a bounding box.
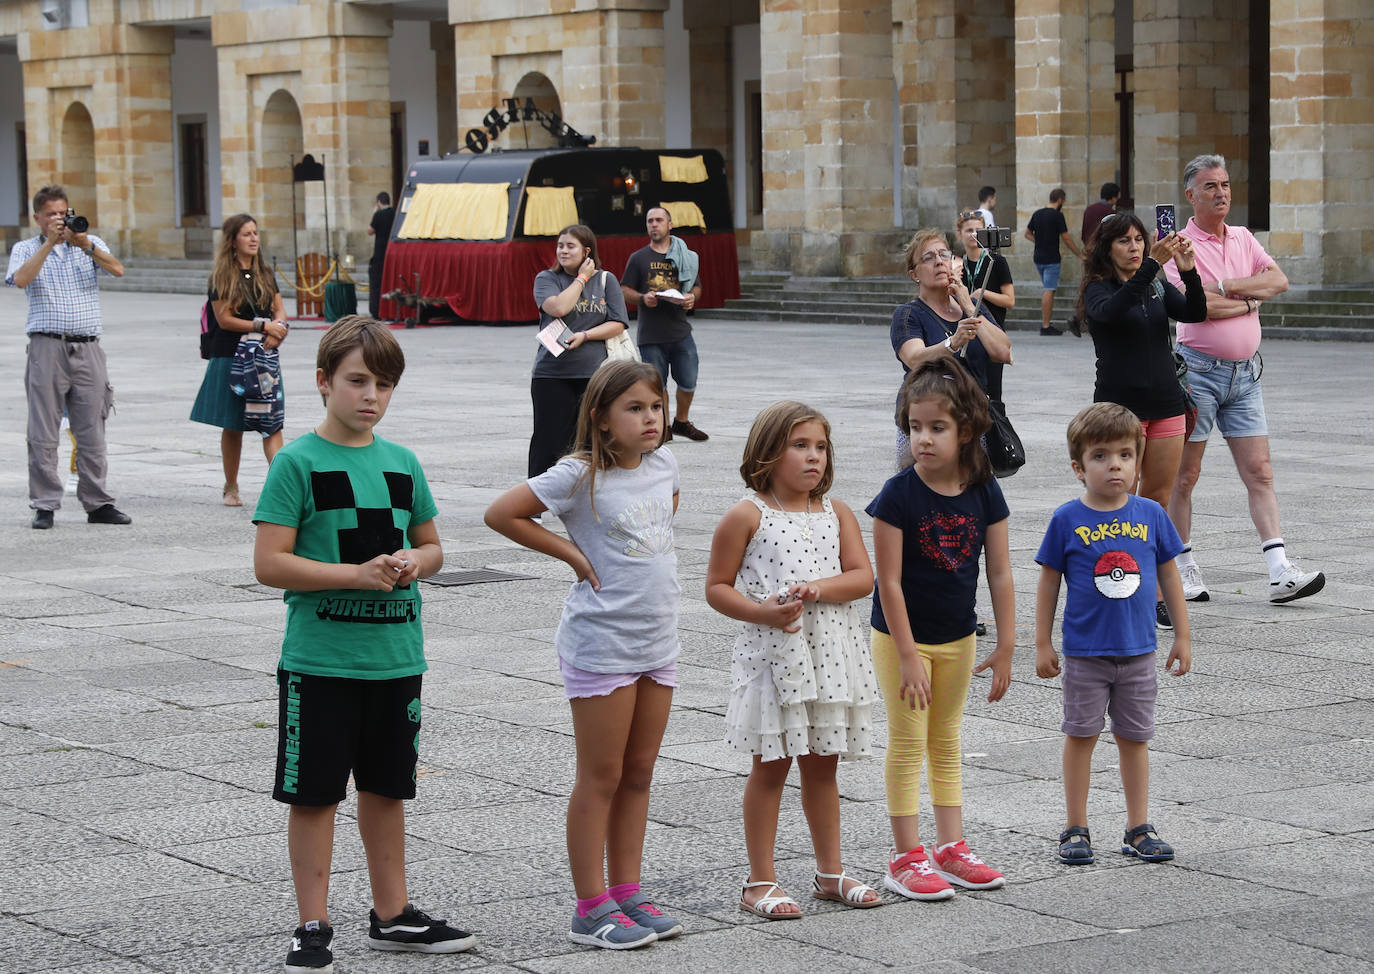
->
[2,288,1372,974]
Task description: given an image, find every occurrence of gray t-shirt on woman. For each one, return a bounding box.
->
[532,268,629,379]
[528,448,681,673]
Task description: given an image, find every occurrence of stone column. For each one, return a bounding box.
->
[214,3,391,262]
[753,0,805,271]
[1012,0,1091,279]
[20,24,179,257]
[431,22,457,157]
[1269,1,1372,284]
[905,0,958,229]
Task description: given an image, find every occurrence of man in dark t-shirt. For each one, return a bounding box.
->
[367,192,395,318]
[1024,188,1083,336]
[1081,182,1120,247]
[620,207,708,441]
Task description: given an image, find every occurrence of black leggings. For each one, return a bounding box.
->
[529,375,591,478]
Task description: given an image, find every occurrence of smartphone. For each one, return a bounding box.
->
[1155,204,1176,240]
[555,325,576,349]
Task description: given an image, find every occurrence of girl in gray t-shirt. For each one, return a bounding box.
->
[484,360,683,950]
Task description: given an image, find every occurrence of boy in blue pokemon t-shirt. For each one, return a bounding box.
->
[1034,402,1191,868]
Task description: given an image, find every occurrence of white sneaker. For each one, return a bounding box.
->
[1269,563,1325,604]
[1179,562,1209,602]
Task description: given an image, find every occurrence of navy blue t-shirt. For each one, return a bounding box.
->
[1035,494,1183,657]
[866,468,1009,645]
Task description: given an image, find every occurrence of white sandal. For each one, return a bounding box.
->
[739,880,803,920]
[812,869,882,909]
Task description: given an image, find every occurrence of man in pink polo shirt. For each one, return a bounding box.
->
[1162,154,1324,613]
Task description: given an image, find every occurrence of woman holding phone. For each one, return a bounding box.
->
[528,224,631,477]
[1076,211,1207,514]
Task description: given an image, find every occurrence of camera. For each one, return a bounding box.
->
[62,209,88,234]
[975,226,1011,251]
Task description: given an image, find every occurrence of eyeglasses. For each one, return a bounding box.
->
[919,249,954,265]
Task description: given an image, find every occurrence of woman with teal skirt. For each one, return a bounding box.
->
[190,213,291,505]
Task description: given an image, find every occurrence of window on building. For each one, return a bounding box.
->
[180,121,207,219]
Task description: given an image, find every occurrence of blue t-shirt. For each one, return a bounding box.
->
[1035,494,1184,657]
[866,468,1009,645]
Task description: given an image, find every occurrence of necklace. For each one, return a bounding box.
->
[769,489,814,541]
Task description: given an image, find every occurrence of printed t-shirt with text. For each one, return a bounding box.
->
[1035,494,1183,657]
[254,432,437,680]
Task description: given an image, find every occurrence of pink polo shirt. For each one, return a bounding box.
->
[1164,217,1275,361]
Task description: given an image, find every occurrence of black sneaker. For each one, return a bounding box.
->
[86,504,132,525]
[670,418,709,441]
[1040,325,1064,336]
[1155,600,1173,631]
[368,903,475,954]
[285,920,333,973]
[31,509,54,530]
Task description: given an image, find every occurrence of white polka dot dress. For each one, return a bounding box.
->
[724,495,876,762]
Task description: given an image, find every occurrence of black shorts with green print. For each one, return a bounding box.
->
[273,669,423,805]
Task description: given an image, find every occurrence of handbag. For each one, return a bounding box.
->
[599,272,640,362]
[1173,349,1199,439]
[985,398,1026,479]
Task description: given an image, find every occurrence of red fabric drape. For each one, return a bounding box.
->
[379,232,740,323]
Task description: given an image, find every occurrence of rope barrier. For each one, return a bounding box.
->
[271,259,371,296]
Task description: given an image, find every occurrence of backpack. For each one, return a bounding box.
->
[198,290,219,360]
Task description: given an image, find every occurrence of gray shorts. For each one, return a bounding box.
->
[1061,653,1157,741]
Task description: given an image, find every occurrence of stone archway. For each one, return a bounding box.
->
[60,102,97,228]
[510,71,562,149]
[259,89,304,243]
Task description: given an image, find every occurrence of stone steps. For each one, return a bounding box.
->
[694,272,1374,340]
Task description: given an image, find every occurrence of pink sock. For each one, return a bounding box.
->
[608,882,640,902]
[575,892,612,917]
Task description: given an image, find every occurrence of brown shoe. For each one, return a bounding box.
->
[671,419,709,441]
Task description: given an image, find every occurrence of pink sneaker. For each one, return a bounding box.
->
[882,846,955,901]
[931,839,1005,890]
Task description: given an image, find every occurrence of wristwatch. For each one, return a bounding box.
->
[943,336,953,350]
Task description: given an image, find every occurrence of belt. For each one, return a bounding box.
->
[32,332,98,343]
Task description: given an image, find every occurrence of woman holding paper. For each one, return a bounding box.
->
[529,224,631,477]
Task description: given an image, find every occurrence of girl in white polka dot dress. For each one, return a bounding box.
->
[706,401,881,918]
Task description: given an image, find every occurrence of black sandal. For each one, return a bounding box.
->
[1057,826,1094,865]
[1121,823,1174,862]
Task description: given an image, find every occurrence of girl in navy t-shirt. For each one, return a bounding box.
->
[866,356,1016,900]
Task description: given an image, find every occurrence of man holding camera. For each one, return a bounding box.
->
[7,184,130,529]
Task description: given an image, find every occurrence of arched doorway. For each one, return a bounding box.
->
[510,72,562,150]
[60,102,97,228]
[258,89,304,251]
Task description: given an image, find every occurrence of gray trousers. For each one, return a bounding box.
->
[26,334,115,512]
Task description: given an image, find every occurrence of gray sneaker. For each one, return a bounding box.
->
[568,898,657,950]
[617,892,683,940]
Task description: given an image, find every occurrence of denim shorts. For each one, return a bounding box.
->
[1178,344,1267,442]
[638,334,699,392]
[1061,653,1156,741]
[1034,262,1062,290]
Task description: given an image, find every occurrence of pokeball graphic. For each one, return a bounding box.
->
[1093,550,1141,599]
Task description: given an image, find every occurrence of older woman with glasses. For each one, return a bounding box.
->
[888,230,1012,458]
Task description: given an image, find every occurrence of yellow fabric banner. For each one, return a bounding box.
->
[522,186,579,236]
[659,155,708,183]
[396,182,510,240]
[661,200,707,229]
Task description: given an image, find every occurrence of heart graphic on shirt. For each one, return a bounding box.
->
[915,512,979,572]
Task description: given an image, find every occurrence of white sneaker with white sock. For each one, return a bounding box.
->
[1269,563,1325,604]
[1179,562,1209,602]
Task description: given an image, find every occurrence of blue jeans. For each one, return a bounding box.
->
[1178,344,1267,441]
[639,334,699,392]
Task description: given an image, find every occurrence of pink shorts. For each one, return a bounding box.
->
[1140,414,1185,440]
[559,656,678,700]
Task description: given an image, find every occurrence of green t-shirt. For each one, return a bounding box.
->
[254,432,438,679]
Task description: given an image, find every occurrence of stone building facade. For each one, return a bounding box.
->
[0,0,1368,285]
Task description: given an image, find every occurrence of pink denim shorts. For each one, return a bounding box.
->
[1139,414,1186,440]
[558,656,679,700]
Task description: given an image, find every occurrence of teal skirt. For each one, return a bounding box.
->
[190,356,251,431]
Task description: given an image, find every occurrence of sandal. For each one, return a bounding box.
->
[222,483,242,507]
[1121,823,1174,862]
[1057,826,1095,865]
[812,869,882,909]
[739,880,803,920]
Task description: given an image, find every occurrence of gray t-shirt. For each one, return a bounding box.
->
[528,448,681,673]
[532,268,629,379]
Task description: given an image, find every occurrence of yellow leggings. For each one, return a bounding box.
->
[871,630,975,816]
